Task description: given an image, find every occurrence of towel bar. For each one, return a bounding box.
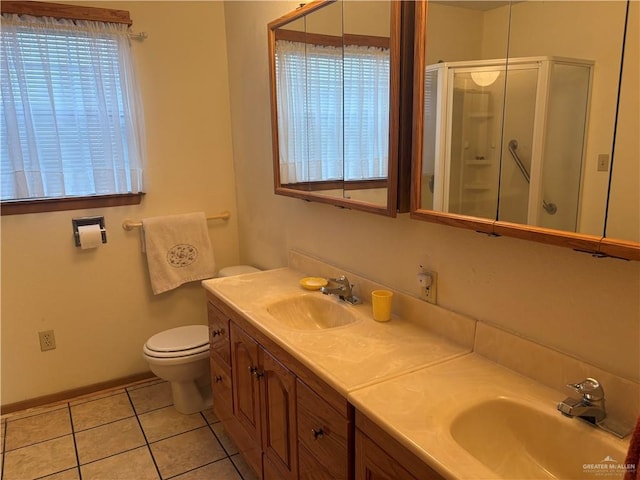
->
[121,211,231,231]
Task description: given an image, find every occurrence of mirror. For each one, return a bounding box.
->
[605,0,639,244]
[412,0,640,259]
[268,0,405,216]
[418,1,510,223]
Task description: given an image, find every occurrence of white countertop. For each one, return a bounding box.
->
[349,353,631,480]
[202,267,471,396]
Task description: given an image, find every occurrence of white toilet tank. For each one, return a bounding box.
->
[217,265,260,277]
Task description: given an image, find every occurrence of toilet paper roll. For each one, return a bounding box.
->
[78,224,103,249]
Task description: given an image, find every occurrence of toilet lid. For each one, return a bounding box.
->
[145,325,209,353]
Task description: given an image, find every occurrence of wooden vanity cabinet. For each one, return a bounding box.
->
[355,411,444,480]
[230,323,298,480]
[207,293,354,480]
[207,302,233,423]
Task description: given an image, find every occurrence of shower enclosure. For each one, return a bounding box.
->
[422,56,593,231]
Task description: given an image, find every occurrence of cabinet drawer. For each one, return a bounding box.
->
[299,444,337,480]
[297,380,349,480]
[355,411,444,480]
[355,429,419,480]
[208,302,230,365]
[210,355,232,423]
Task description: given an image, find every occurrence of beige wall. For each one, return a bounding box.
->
[1,2,240,405]
[425,3,486,65]
[225,1,639,385]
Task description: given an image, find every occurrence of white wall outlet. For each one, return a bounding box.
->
[417,267,437,304]
[38,330,56,351]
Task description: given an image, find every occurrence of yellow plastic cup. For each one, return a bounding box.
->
[372,290,393,322]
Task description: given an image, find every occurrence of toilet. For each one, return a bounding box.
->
[142,265,260,414]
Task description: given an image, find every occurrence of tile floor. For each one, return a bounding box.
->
[1,378,259,480]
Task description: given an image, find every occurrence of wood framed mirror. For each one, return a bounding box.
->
[268,0,410,216]
[411,0,640,260]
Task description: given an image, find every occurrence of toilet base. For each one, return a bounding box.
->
[171,379,212,414]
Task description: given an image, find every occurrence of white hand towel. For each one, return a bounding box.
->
[142,212,216,294]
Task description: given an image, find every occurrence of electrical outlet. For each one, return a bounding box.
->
[417,267,438,305]
[39,330,56,351]
[597,154,610,172]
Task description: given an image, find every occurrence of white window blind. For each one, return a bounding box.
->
[275,40,389,184]
[1,13,146,201]
[343,45,390,181]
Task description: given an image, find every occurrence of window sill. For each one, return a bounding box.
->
[0,193,144,216]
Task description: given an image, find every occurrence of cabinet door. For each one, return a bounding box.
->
[230,324,262,445]
[259,348,298,480]
[263,453,282,480]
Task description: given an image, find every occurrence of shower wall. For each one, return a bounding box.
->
[537,63,591,231]
[499,66,539,224]
[500,60,591,232]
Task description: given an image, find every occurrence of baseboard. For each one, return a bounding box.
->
[1,371,156,415]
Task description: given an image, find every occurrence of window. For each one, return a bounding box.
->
[275,35,390,185]
[1,3,146,214]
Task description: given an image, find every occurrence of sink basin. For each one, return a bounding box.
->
[450,397,628,479]
[266,294,359,330]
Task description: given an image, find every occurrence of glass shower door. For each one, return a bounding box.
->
[444,67,505,219]
[499,65,540,225]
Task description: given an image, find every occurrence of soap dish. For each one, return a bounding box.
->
[299,277,328,290]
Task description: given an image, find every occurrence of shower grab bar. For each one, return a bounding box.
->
[121,211,231,231]
[508,139,531,183]
[507,140,557,215]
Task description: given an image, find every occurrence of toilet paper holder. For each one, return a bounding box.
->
[72,216,107,247]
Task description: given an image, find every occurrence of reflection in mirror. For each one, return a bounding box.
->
[499,57,592,231]
[415,0,630,240]
[420,1,511,221]
[503,0,627,236]
[269,0,402,216]
[423,61,508,219]
[342,1,391,206]
[274,2,343,198]
[605,1,639,243]
[269,0,404,216]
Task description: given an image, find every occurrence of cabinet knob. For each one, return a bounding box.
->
[214,375,223,383]
[211,328,224,337]
[252,369,265,380]
[311,428,324,440]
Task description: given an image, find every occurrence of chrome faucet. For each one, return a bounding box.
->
[557,377,633,438]
[320,275,360,304]
[557,377,606,424]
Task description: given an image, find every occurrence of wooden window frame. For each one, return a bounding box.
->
[275,29,390,49]
[0,1,143,215]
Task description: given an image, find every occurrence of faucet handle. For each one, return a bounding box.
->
[329,275,347,282]
[566,378,604,401]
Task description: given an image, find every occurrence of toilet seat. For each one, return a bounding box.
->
[144,325,209,359]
